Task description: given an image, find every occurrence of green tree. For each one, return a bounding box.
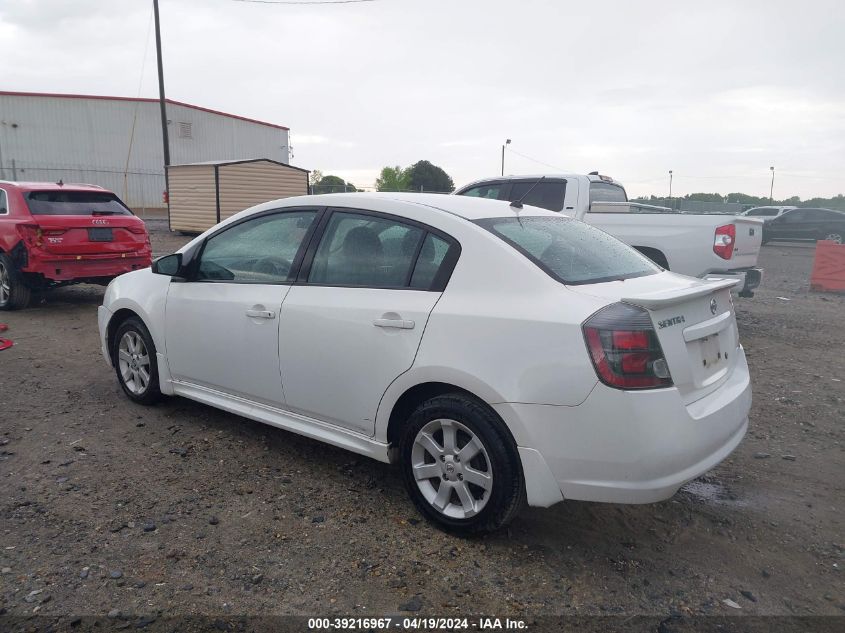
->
[313,174,357,194]
[375,165,411,192]
[406,160,455,193]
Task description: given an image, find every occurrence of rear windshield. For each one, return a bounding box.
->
[589,182,628,204]
[26,191,133,216]
[477,216,659,285]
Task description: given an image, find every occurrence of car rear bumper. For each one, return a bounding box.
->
[704,268,763,297]
[494,347,751,506]
[24,253,151,282]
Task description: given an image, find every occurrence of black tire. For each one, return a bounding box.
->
[112,316,162,405]
[399,393,526,534]
[0,253,32,311]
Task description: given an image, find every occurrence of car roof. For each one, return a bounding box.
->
[273,192,562,222]
[456,173,624,190]
[0,180,109,193]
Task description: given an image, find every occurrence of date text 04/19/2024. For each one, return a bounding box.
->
[307,617,528,630]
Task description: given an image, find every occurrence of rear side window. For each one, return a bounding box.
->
[589,182,628,204]
[0,189,8,215]
[410,234,450,289]
[460,183,506,200]
[26,191,133,216]
[507,181,566,212]
[307,211,460,290]
[477,216,659,285]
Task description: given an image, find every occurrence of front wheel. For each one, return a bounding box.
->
[399,394,525,534]
[112,317,162,405]
[0,254,32,311]
[822,232,843,244]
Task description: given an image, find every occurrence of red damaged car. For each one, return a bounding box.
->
[0,181,152,310]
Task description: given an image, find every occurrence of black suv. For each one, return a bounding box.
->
[763,208,845,244]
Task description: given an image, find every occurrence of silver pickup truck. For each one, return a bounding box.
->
[454,173,764,297]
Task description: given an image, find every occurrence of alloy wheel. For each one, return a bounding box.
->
[118,330,151,395]
[411,418,493,519]
[824,233,843,244]
[0,260,9,306]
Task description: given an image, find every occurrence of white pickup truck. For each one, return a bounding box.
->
[454,173,764,297]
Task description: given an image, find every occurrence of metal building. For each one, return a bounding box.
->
[0,91,291,214]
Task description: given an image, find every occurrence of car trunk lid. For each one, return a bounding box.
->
[23,190,149,256]
[574,273,741,404]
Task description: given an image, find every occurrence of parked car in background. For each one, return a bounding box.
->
[739,206,796,221]
[762,207,845,244]
[98,193,751,533]
[0,181,152,310]
[454,174,764,297]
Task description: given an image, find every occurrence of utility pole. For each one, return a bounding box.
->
[668,170,673,201]
[769,166,775,202]
[153,0,171,225]
[501,139,511,176]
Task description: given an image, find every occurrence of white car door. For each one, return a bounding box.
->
[165,209,320,406]
[278,209,459,435]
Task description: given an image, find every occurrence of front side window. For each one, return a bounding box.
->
[589,182,628,204]
[508,181,566,212]
[196,211,317,283]
[477,216,659,285]
[308,212,425,287]
[460,183,506,200]
[26,191,133,216]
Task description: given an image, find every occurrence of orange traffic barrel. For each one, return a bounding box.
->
[810,240,845,293]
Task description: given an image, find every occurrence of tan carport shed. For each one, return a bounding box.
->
[167,158,310,232]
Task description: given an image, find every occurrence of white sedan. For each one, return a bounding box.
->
[97,193,751,533]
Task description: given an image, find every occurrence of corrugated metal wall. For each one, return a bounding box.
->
[0,94,290,212]
[218,161,308,221]
[167,165,218,233]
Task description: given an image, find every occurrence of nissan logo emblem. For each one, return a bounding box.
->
[710,298,718,315]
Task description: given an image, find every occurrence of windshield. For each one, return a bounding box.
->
[26,191,133,216]
[589,182,627,204]
[477,216,660,285]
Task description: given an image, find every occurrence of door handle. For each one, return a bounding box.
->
[246,309,276,319]
[373,318,415,329]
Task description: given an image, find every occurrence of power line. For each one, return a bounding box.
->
[504,147,568,172]
[231,0,376,5]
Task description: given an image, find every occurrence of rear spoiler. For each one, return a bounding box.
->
[622,279,739,310]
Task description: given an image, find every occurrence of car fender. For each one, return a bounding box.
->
[374,364,508,444]
[101,269,171,360]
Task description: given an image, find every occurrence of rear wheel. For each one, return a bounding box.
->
[399,393,525,534]
[113,317,162,405]
[822,232,843,244]
[0,254,32,311]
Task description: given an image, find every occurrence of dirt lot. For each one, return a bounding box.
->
[1,224,843,629]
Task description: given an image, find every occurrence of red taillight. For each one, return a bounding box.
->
[583,302,673,390]
[16,224,43,248]
[41,229,66,237]
[126,225,147,235]
[714,224,736,260]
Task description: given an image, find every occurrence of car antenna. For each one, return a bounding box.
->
[510,176,546,209]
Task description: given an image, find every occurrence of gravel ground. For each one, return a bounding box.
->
[0,226,843,629]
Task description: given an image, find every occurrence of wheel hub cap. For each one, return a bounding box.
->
[118,331,151,395]
[411,418,493,520]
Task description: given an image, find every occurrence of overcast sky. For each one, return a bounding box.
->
[1,0,843,198]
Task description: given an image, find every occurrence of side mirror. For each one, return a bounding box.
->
[152,253,183,277]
